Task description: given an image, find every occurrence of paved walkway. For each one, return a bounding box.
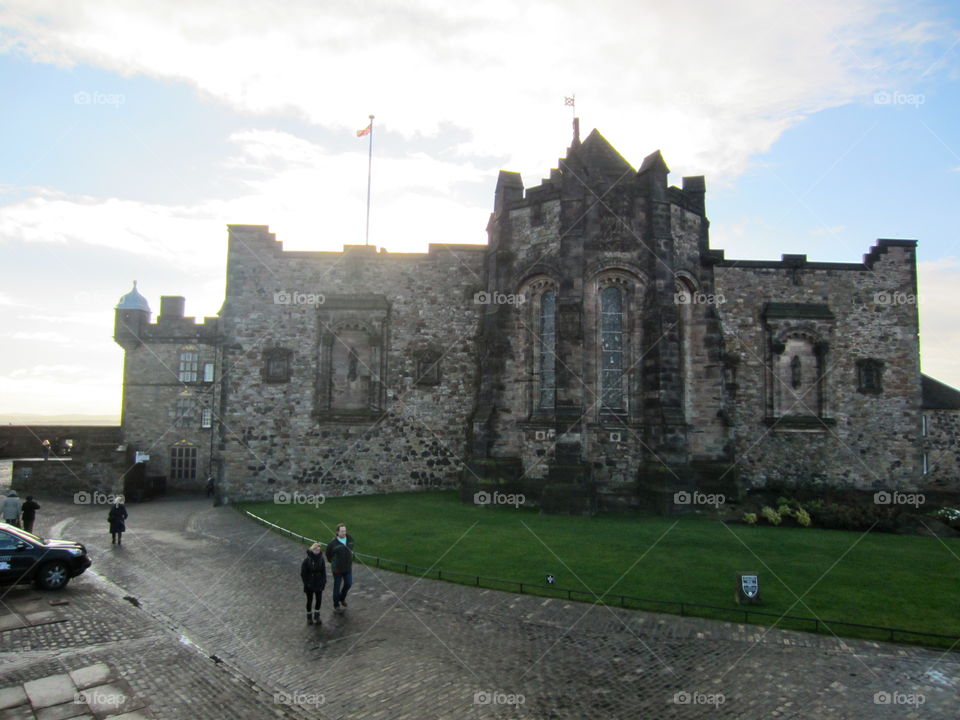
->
[2,494,958,719]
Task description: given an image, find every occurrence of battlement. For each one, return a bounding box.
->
[226,224,486,259]
[712,238,918,271]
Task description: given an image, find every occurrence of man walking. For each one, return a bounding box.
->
[325,523,354,611]
[21,496,40,534]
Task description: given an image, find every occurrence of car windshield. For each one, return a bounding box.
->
[8,526,44,544]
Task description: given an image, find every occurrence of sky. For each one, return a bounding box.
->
[0,0,958,421]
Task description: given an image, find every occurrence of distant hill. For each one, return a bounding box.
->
[0,414,120,426]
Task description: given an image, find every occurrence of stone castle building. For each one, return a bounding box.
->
[113,125,960,510]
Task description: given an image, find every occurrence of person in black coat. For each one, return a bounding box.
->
[300,542,327,625]
[108,501,128,545]
[21,496,40,534]
[325,523,355,610]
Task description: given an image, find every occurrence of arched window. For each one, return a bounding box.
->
[600,285,625,413]
[538,289,557,409]
[675,278,695,423]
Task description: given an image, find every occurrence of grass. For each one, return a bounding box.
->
[238,490,960,649]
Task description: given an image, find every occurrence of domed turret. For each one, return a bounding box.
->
[116,281,151,313]
[114,281,151,350]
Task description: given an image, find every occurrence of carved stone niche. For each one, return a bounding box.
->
[410,343,442,387]
[314,295,390,420]
[762,303,835,429]
[262,347,293,383]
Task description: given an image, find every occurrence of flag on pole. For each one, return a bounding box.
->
[357,122,372,137]
[564,95,575,107]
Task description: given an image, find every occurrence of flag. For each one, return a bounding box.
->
[564,96,575,107]
[357,122,372,137]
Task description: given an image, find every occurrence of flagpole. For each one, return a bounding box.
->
[365,114,374,246]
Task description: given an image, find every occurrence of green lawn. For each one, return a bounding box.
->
[238,490,960,648]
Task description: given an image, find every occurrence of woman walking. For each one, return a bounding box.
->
[108,500,128,545]
[300,542,327,625]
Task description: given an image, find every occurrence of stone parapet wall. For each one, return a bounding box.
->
[714,242,923,491]
[218,227,485,501]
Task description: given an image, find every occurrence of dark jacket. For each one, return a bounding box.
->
[300,550,327,592]
[325,535,354,575]
[21,500,40,521]
[108,504,127,533]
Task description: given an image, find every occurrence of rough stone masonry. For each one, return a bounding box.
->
[111,124,960,510]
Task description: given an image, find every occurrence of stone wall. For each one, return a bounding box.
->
[923,410,960,491]
[0,426,120,460]
[714,241,923,491]
[218,226,485,501]
[118,317,218,491]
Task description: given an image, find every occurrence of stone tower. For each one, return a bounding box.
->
[468,122,732,511]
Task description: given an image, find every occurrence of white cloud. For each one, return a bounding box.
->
[918,257,960,389]
[0,129,492,259]
[8,330,72,343]
[0,0,948,181]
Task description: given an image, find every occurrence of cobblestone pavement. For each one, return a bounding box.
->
[5,494,958,719]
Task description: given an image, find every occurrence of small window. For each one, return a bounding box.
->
[922,415,928,437]
[203,362,215,383]
[856,359,884,395]
[530,203,544,227]
[922,452,929,475]
[178,351,199,383]
[263,348,292,383]
[200,408,212,429]
[175,395,194,426]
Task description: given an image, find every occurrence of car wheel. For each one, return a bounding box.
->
[35,561,70,590]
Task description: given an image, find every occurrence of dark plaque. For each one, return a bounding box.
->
[736,572,761,605]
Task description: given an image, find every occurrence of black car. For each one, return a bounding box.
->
[0,522,92,590]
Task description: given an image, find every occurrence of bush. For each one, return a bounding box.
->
[777,504,794,518]
[743,512,757,526]
[760,506,781,526]
[795,508,811,527]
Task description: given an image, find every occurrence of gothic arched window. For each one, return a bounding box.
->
[600,285,625,413]
[538,289,557,409]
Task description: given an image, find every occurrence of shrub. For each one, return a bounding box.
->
[777,504,794,518]
[760,506,781,526]
[795,508,811,527]
[743,512,757,526]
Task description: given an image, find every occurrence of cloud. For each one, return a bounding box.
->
[0,129,492,257]
[918,257,960,389]
[0,0,950,181]
[8,330,72,343]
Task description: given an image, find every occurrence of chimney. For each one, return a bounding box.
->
[159,296,185,321]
